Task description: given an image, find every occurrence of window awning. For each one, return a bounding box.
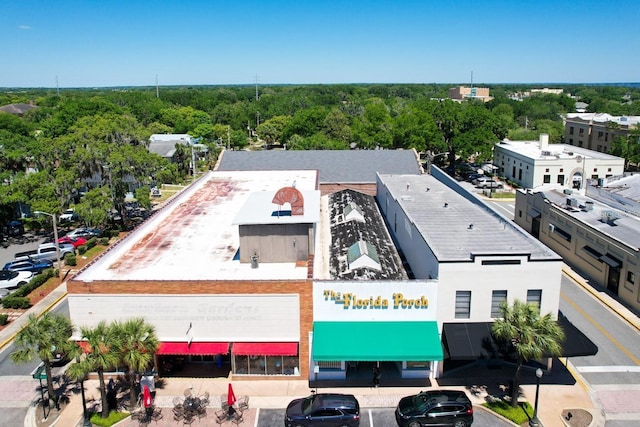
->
[527,208,541,219]
[442,313,597,360]
[442,323,498,360]
[232,342,298,356]
[156,342,229,356]
[599,254,621,269]
[582,245,602,260]
[313,321,443,361]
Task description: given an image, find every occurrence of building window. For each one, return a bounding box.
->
[627,271,636,285]
[233,355,300,375]
[554,226,572,242]
[545,168,550,172]
[579,128,584,136]
[518,169,523,180]
[543,175,551,183]
[557,175,564,184]
[491,290,507,318]
[518,210,522,218]
[570,127,574,135]
[608,168,612,172]
[598,131,604,139]
[560,168,564,172]
[593,168,598,172]
[597,145,602,152]
[569,138,573,145]
[527,289,542,310]
[591,174,598,180]
[455,291,471,319]
[578,141,583,147]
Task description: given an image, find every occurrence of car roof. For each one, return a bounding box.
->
[314,393,359,408]
[418,390,470,404]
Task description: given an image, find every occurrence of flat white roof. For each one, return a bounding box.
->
[496,140,622,161]
[75,170,319,282]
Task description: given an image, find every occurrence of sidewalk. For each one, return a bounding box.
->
[3,271,627,427]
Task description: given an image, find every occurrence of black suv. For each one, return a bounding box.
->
[285,393,360,427]
[395,390,473,427]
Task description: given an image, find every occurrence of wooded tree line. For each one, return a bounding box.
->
[1,83,639,226]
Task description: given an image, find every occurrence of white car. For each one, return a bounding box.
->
[0,270,34,289]
[59,209,78,223]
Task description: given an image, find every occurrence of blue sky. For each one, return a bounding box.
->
[2,0,638,88]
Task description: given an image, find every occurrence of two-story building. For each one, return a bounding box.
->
[564,113,640,153]
[493,134,625,189]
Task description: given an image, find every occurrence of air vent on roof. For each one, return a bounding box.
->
[563,189,573,195]
[566,198,579,207]
[582,201,594,211]
[600,210,620,225]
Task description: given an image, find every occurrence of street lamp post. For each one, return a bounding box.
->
[530,368,544,427]
[34,211,61,277]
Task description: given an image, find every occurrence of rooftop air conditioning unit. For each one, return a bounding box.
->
[567,198,579,207]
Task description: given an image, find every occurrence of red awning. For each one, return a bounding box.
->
[232,342,298,356]
[156,342,229,356]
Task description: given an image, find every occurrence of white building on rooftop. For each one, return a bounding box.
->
[493,134,625,190]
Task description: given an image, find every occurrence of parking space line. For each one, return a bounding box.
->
[368,408,373,426]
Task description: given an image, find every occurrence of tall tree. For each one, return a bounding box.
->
[492,300,565,407]
[11,313,79,409]
[113,318,159,410]
[77,321,121,418]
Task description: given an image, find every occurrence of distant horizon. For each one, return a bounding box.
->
[2,81,640,91]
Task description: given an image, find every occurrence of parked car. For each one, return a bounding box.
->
[395,390,473,427]
[0,288,9,300]
[0,269,34,290]
[59,208,78,223]
[285,393,360,427]
[473,176,504,189]
[3,257,54,274]
[66,227,102,239]
[57,235,87,248]
[14,242,76,264]
[2,220,25,237]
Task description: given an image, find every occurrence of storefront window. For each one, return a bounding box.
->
[406,361,429,369]
[233,355,299,375]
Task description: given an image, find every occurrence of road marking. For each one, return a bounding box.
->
[561,292,640,365]
[368,408,374,426]
[576,366,640,373]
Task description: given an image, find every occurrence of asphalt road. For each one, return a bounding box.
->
[259,407,511,427]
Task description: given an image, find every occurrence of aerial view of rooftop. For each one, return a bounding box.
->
[2,1,640,427]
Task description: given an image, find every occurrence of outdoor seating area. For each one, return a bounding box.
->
[171,389,209,424]
[216,386,249,425]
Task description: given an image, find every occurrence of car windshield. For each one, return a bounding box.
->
[301,395,317,416]
[412,394,433,413]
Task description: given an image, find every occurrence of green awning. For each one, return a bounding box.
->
[313,321,443,361]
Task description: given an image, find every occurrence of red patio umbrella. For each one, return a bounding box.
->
[142,385,153,408]
[227,383,237,407]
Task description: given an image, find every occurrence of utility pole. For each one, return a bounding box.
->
[155,75,159,98]
[56,75,59,96]
[227,126,231,150]
[255,74,259,101]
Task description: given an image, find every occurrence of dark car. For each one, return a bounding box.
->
[285,393,360,427]
[3,220,25,237]
[395,390,473,427]
[3,257,54,274]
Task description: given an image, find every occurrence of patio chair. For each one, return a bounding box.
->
[173,411,184,423]
[237,395,249,411]
[151,407,163,424]
[220,394,229,410]
[214,409,227,425]
[200,391,210,406]
[230,410,244,425]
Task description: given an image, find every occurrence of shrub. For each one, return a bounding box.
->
[66,254,77,266]
[2,296,31,309]
[90,410,130,427]
[0,313,8,325]
[100,237,110,246]
[110,230,120,238]
[78,245,87,255]
[85,237,98,250]
[483,399,533,425]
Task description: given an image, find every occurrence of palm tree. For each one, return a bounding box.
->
[113,318,159,410]
[11,313,80,410]
[492,299,565,407]
[78,321,121,418]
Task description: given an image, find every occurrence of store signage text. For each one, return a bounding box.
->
[323,290,429,310]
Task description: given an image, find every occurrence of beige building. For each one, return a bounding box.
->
[514,174,640,314]
[448,86,492,102]
[564,113,640,153]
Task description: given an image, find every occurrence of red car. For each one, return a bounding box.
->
[57,235,87,248]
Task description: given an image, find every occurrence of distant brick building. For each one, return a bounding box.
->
[448,86,492,102]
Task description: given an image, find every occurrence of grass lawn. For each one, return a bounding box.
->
[483,399,534,425]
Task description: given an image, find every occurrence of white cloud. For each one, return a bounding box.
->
[18,25,32,30]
